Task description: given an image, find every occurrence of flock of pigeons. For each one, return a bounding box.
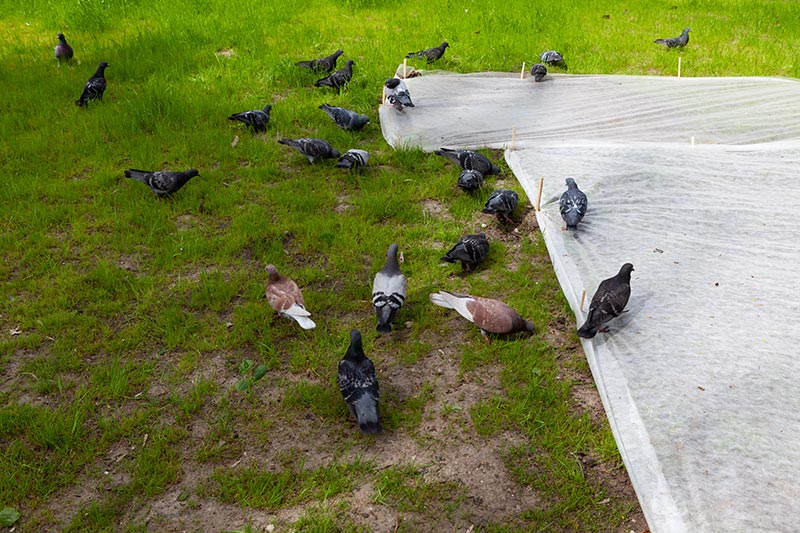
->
[48,25,691,433]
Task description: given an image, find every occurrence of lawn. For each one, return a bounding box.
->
[1,0,798,531]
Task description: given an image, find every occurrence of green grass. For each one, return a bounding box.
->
[1,0,798,530]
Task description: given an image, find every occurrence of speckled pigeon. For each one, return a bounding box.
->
[335,149,369,170]
[314,59,354,90]
[540,50,565,65]
[265,264,316,330]
[530,63,547,82]
[124,168,199,196]
[338,329,381,434]
[278,138,340,163]
[429,290,534,343]
[384,78,415,111]
[75,61,108,106]
[560,178,588,230]
[372,243,406,333]
[457,169,484,192]
[405,41,449,63]
[482,189,519,222]
[655,28,690,48]
[441,233,489,271]
[54,33,73,63]
[228,104,271,132]
[434,148,500,175]
[319,104,369,131]
[295,49,344,73]
[577,263,634,339]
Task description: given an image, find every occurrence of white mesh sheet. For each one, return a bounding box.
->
[380,72,800,532]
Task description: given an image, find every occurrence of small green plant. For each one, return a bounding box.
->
[235,359,268,392]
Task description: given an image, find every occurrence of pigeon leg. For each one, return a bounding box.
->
[598,326,611,333]
[481,331,493,345]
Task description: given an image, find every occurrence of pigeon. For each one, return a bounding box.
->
[372,243,406,333]
[314,59,354,90]
[384,78,414,111]
[457,169,484,192]
[335,149,369,170]
[577,263,634,339]
[124,168,199,196]
[338,329,381,434]
[530,63,547,82]
[429,290,534,343]
[295,49,344,73]
[441,233,489,271]
[560,178,588,230]
[482,189,519,223]
[654,28,690,48]
[278,138,340,163]
[405,41,449,63]
[434,148,500,175]
[265,264,316,330]
[54,33,73,63]
[227,104,272,132]
[540,50,565,66]
[319,104,369,131]
[75,61,108,106]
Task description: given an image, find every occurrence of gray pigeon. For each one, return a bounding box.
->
[384,78,414,111]
[314,59,354,90]
[559,178,587,230]
[124,168,199,196]
[434,148,500,175]
[372,243,406,333]
[530,63,547,82]
[429,290,534,344]
[482,189,519,222]
[295,49,344,73]
[540,50,565,66]
[228,104,271,132]
[577,263,634,339]
[319,104,369,131]
[441,233,489,271]
[278,138,340,163]
[75,61,108,106]
[655,28,690,48]
[457,169,484,192]
[54,33,73,63]
[405,41,449,63]
[335,149,369,170]
[338,329,381,434]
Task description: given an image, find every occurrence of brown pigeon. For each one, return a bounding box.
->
[429,290,533,343]
[265,264,316,329]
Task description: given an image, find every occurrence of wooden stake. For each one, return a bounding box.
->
[690,136,695,146]
[580,289,586,310]
[678,56,682,78]
[520,61,526,79]
[403,58,407,78]
[510,126,516,150]
[381,89,386,105]
[535,177,544,211]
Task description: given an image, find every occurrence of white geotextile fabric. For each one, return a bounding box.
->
[380,72,800,532]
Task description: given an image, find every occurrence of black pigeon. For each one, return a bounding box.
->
[335,149,369,170]
[654,27,691,48]
[75,61,108,107]
[530,63,547,82]
[578,263,634,339]
[314,59,354,90]
[434,148,500,175]
[384,78,414,111]
[295,49,344,73]
[457,169,484,192]
[560,178,588,230]
[319,104,369,131]
[540,50,565,66]
[372,243,406,333]
[54,33,73,63]
[124,168,199,196]
[228,104,271,132]
[405,41,449,63]
[338,329,381,434]
[441,233,489,271]
[482,189,519,222]
[278,138,340,163]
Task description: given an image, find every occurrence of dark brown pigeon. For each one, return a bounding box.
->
[75,61,108,106]
[577,263,634,338]
[338,329,381,434]
[314,60,354,90]
[406,41,449,63]
[429,290,534,343]
[124,168,199,196]
[441,233,489,271]
[295,49,344,73]
[265,264,315,329]
[655,28,690,48]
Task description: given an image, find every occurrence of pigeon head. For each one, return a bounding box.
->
[57,32,66,41]
[565,177,577,187]
[441,41,450,48]
[347,329,364,357]
[387,243,399,259]
[265,264,280,281]
[263,104,272,112]
[385,78,400,89]
[333,49,344,56]
[683,27,691,33]
[98,61,109,70]
[186,169,199,178]
[618,263,635,280]
[522,319,535,332]
[345,60,355,67]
